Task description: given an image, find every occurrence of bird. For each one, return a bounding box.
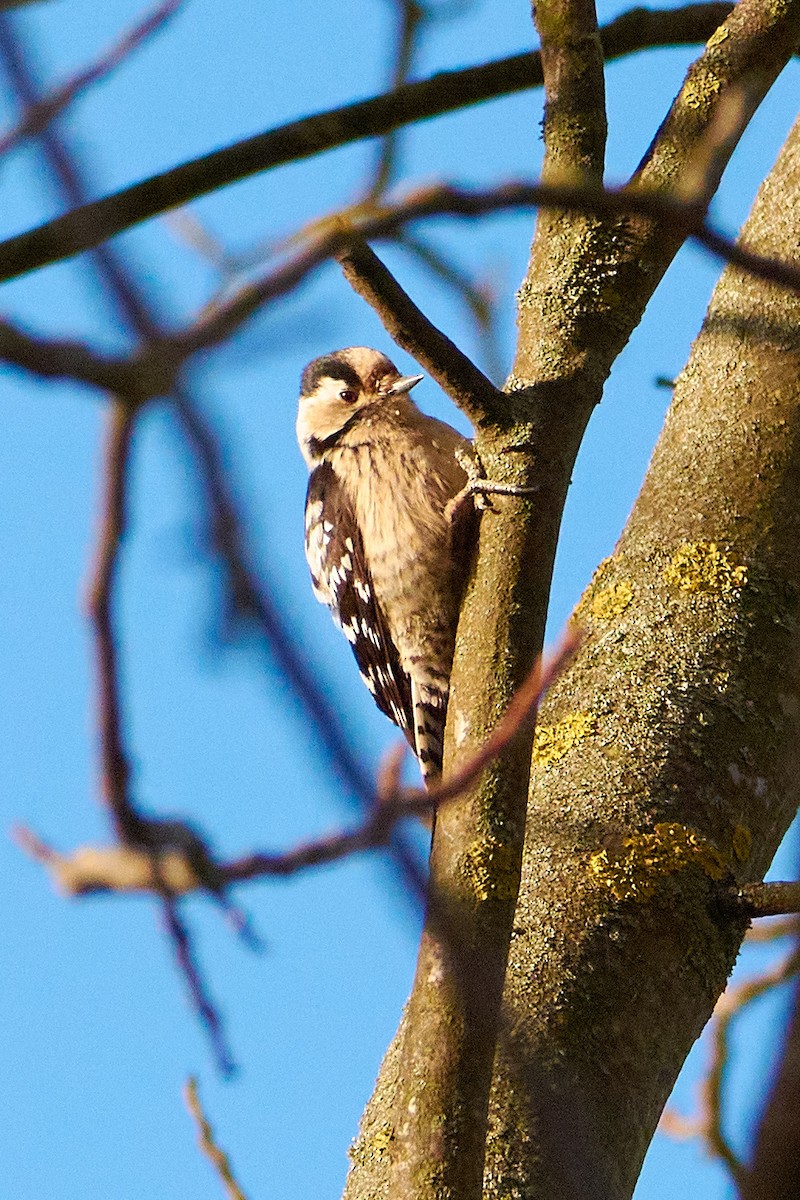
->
[296,346,475,790]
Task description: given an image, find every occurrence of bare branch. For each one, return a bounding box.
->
[744,965,800,1200]
[8,176,800,408]
[171,181,800,367]
[0,316,134,392]
[185,1078,249,1200]
[635,0,800,197]
[0,3,738,279]
[163,898,236,1077]
[366,0,424,201]
[84,400,144,843]
[395,232,505,383]
[18,632,580,897]
[665,944,800,1190]
[0,0,184,157]
[427,625,582,805]
[336,237,501,426]
[733,882,800,919]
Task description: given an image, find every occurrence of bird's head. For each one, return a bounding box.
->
[296,346,423,465]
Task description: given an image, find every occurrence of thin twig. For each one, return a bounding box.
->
[164,899,236,1077]
[397,231,504,382]
[0,0,184,157]
[185,1078,249,1200]
[17,630,581,896]
[84,400,144,842]
[732,882,800,919]
[663,942,800,1189]
[366,0,424,201]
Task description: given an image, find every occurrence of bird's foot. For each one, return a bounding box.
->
[446,447,539,522]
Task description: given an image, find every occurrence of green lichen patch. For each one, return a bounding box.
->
[532,711,597,769]
[461,838,519,902]
[663,541,747,596]
[588,821,729,902]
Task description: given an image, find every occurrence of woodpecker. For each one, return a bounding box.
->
[296,346,474,789]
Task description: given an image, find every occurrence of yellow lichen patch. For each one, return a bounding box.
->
[683,73,721,109]
[588,821,729,902]
[348,1123,394,1164]
[663,541,747,596]
[532,711,596,770]
[706,25,728,49]
[461,838,519,902]
[590,579,634,621]
[732,824,752,864]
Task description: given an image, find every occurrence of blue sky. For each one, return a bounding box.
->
[1,2,799,1197]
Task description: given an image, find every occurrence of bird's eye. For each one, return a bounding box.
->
[339,388,358,403]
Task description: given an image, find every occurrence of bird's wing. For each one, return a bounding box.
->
[304,463,415,746]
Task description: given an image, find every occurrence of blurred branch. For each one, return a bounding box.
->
[366,0,424,201]
[7,178,800,399]
[185,1078,249,1200]
[171,180,800,366]
[85,400,143,842]
[0,315,134,391]
[165,901,236,1078]
[745,916,800,942]
[0,3,737,278]
[743,970,800,1199]
[84,398,236,1074]
[662,942,800,1190]
[0,0,184,156]
[396,232,504,382]
[16,630,581,896]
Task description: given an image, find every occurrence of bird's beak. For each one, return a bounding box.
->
[388,373,424,395]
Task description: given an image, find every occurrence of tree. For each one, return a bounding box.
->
[2,1,800,1198]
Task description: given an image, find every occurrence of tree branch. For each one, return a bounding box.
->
[0,316,134,392]
[16,632,580,897]
[535,0,606,184]
[0,3,737,280]
[169,181,800,373]
[185,1078,249,1200]
[483,108,800,1200]
[84,400,142,841]
[0,0,184,156]
[735,882,800,919]
[336,238,501,426]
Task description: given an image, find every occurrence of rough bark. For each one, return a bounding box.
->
[485,115,800,1200]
